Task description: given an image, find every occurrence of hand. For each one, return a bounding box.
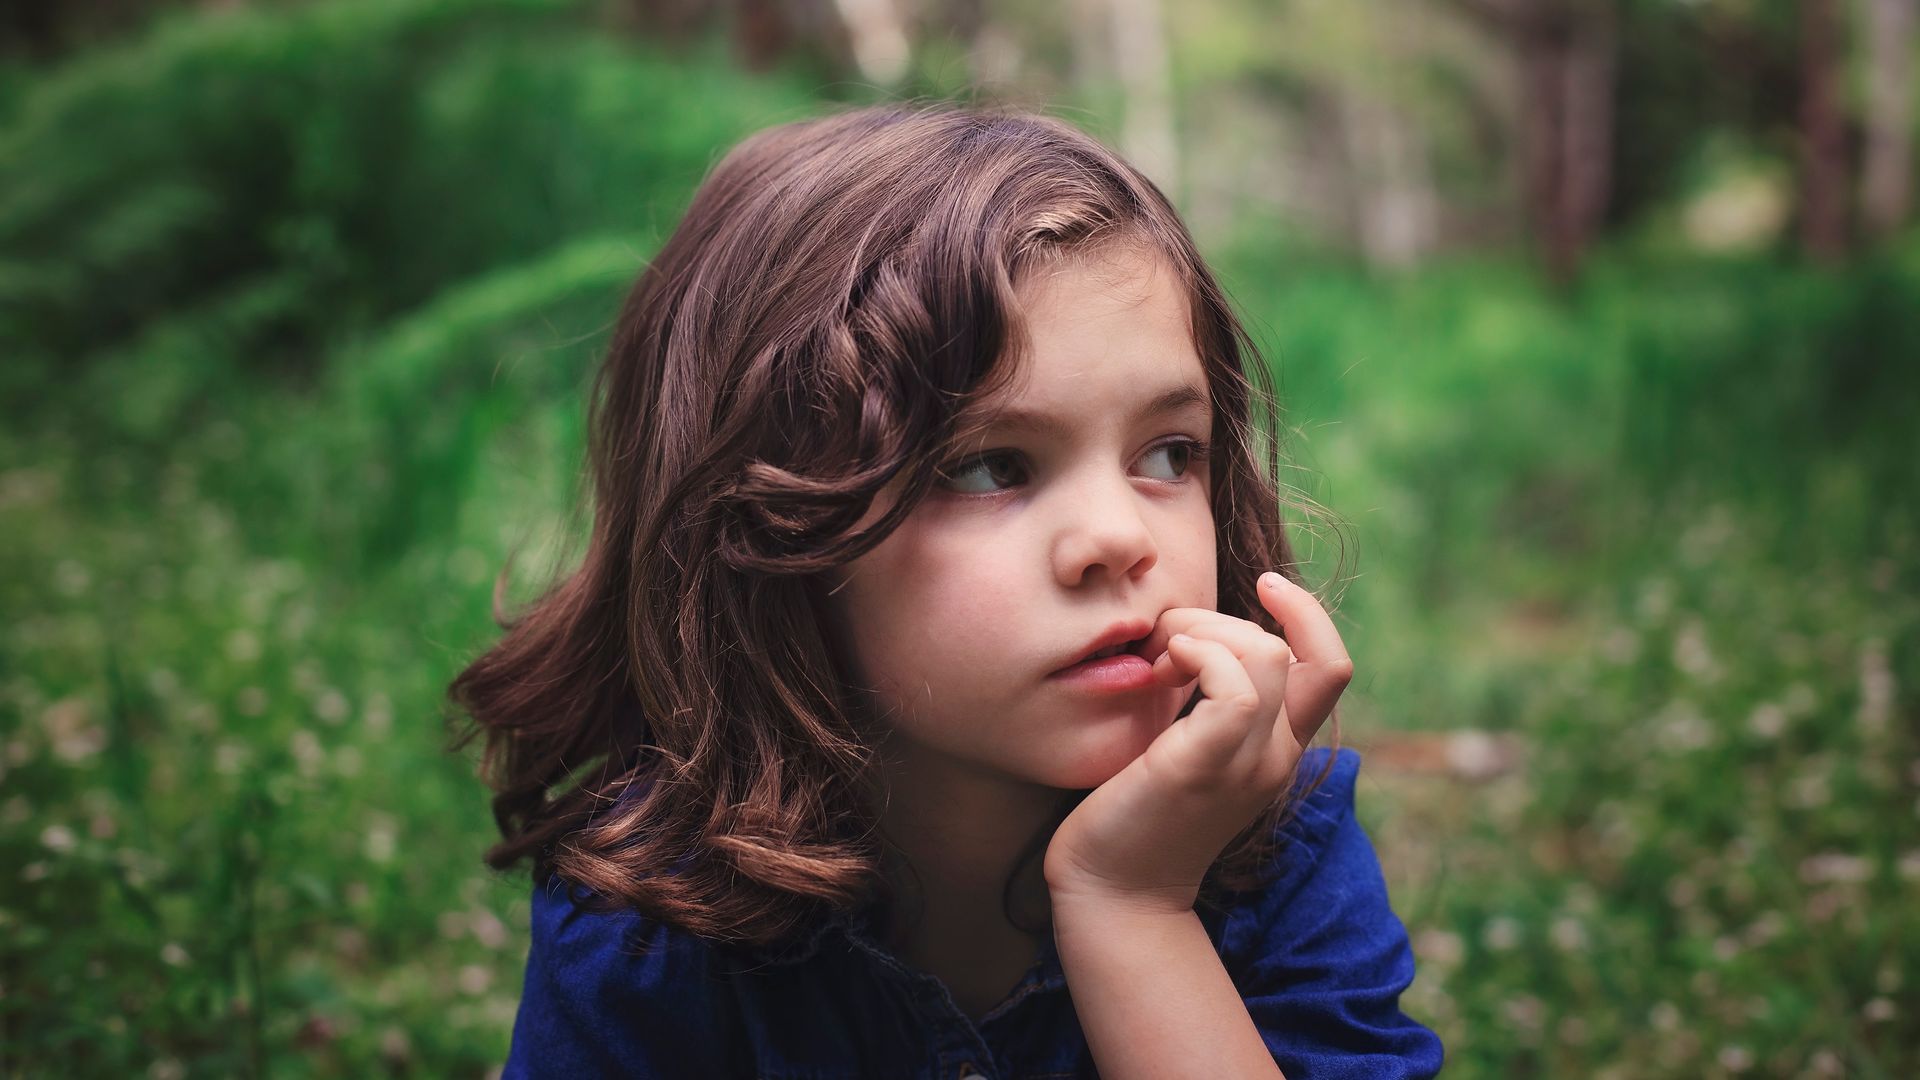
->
[1041,572,1354,915]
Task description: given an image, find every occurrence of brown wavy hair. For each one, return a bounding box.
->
[446,101,1346,951]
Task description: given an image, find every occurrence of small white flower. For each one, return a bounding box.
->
[1636,579,1674,623]
[1655,701,1713,752]
[469,907,510,950]
[1878,960,1904,993]
[457,964,492,996]
[225,630,261,663]
[1856,639,1894,735]
[379,1027,412,1061]
[146,668,180,699]
[314,688,350,725]
[235,687,268,717]
[1799,852,1873,885]
[43,698,105,763]
[1746,703,1787,739]
[1782,682,1818,717]
[1788,767,1833,809]
[40,824,76,854]
[54,560,91,597]
[1742,911,1787,947]
[1550,916,1588,953]
[365,818,398,864]
[290,731,325,777]
[1672,621,1719,681]
[1414,928,1464,967]
[214,742,250,775]
[1482,916,1522,952]
[1500,994,1545,1032]
[365,693,394,737]
[1600,627,1638,665]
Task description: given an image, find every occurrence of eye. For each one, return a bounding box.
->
[936,449,1029,494]
[1141,438,1210,481]
[935,438,1212,495]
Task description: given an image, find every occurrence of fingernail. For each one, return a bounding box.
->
[1170,633,1192,644]
[1261,572,1282,589]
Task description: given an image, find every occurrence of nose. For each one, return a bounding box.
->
[1051,464,1159,587]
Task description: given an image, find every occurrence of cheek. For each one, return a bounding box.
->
[1174,508,1219,608]
[837,535,1013,684]
[875,575,1018,681]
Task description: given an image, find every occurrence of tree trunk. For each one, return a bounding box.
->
[1859,0,1916,238]
[830,0,911,85]
[1797,0,1850,260]
[1504,0,1617,285]
[1339,92,1441,269]
[1556,0,1614,277]
[1106,0,1179,204]
[731,0,796,72]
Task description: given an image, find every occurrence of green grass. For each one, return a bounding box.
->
[3,2,1917,1075]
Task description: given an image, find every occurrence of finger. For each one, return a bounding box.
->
[1145,617,1233,687]
[1137,608,1251,665]
[1256,573,1354,744]
[1159,633,1269,768]
[1149,616,1292,728]
[1145,614,1260,676]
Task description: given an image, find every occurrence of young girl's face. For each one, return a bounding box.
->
[824,244,1218,794]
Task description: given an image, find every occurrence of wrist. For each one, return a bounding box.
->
[1046,878,1199,921]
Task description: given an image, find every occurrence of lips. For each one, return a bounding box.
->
[1054,617,1155,673]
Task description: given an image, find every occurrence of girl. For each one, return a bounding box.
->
[452,102,1443,1079]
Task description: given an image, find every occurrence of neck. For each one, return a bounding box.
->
[865,733,1070,954]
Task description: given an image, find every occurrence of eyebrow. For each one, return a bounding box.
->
[965,382,1211,440]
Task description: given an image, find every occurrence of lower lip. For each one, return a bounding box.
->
[1049,653,1157,692]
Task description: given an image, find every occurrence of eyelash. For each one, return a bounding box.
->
[935,437,1214,496]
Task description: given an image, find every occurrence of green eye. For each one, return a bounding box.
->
[1142,440,1200,480]
[937,450,1028,494]
[935,439,1211,496]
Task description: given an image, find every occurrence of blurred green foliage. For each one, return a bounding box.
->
[2,1,1916,1077]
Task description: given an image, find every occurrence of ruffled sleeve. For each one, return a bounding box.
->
[502,876,738,1078]
[1217,746,1445,1078]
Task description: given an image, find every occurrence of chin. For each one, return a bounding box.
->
[1033,709,1174,791]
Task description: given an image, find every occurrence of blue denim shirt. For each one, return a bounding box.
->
[503,747,1443,1078]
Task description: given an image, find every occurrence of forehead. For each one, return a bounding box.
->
[960,245,1211,433]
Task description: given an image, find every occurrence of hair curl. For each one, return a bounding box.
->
[447,101,1346,951]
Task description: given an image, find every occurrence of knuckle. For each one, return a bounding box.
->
[1221,757,1263,790]
[1223,690,1265,716]
[1323,657,1356,686]
[1250,756,1293,790]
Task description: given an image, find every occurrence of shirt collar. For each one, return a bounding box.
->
[737,896,1070,1000]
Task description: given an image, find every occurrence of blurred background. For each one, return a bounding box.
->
[2,0,1916,1075]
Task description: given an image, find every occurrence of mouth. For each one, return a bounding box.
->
[1079,637,1149,663]
[1049,630,1160,691]
[1053,618,1156,674]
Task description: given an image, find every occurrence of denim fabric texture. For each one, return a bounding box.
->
[502,746,1444,1079]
